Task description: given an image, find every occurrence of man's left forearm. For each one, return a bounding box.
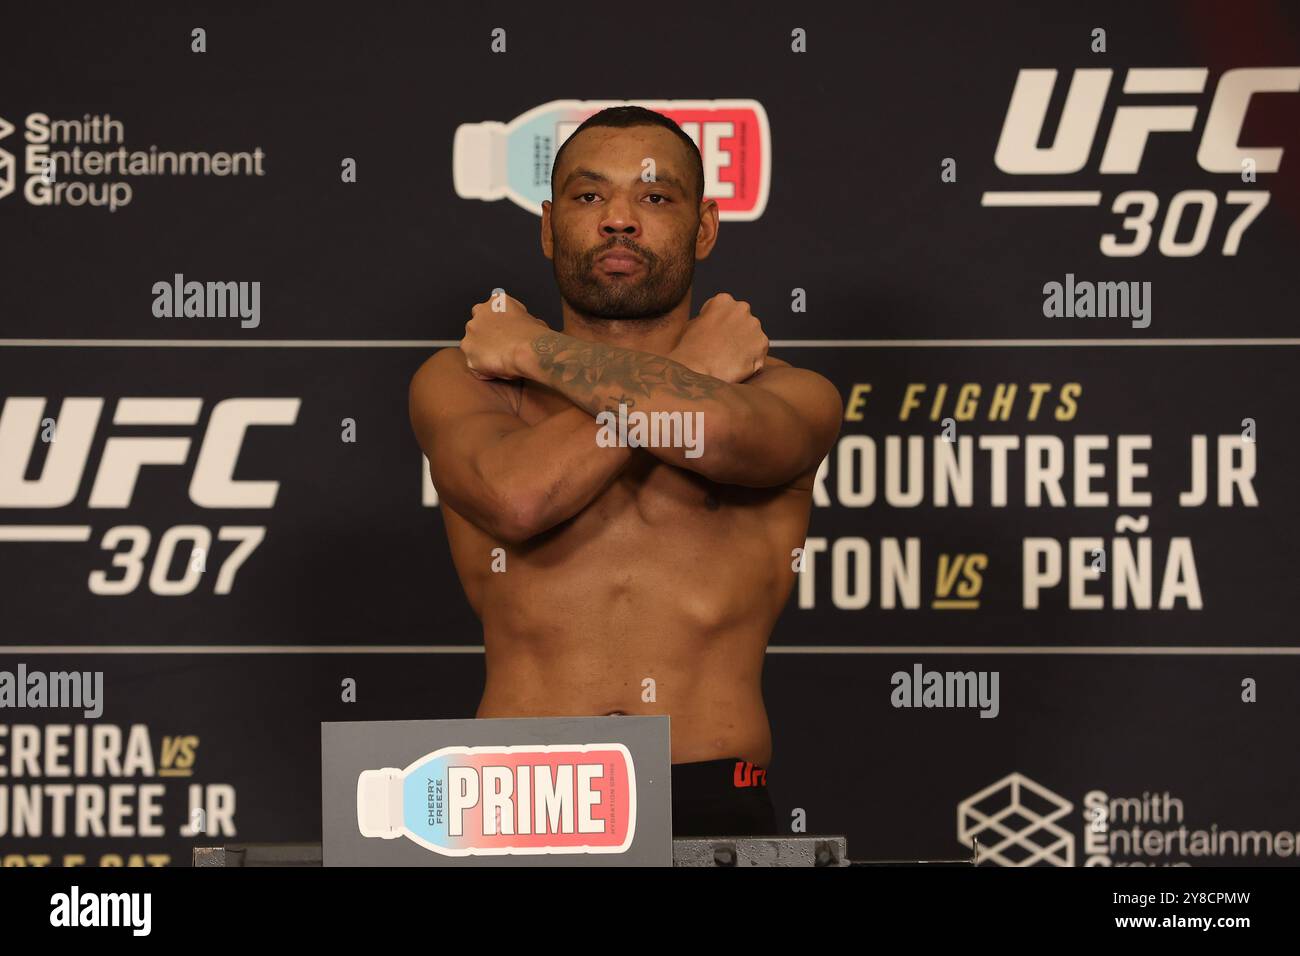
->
[514,330,761,478]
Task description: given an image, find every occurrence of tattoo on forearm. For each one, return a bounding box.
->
[531,333,722,407]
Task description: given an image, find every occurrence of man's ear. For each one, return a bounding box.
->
[541,199,554,260]
[694,198,720,261]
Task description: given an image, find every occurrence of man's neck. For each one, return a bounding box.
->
[559,298,691,358]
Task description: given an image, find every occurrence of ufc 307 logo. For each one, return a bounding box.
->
[0,396,299,596]
[985,67,1300,257]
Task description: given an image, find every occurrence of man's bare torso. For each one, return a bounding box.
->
[441,375,816,766]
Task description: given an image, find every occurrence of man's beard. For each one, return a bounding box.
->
[552,235,695,321]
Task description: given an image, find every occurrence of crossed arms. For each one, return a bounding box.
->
[408,296,843,544]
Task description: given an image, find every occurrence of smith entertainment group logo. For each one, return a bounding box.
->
[960,772,1300,866]
[0,112,265,211]
[983,67,1300,257]
[958,773,1075,866]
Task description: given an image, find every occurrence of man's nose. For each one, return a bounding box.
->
[599,199,641,238]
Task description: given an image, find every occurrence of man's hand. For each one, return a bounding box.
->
[670,293,769,383]
[460,292,550,381]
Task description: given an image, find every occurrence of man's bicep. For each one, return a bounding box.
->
[408,350,526,506]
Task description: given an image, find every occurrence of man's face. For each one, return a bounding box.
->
[544,125,711,321]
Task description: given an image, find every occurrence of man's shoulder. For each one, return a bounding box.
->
[409,347,521,416]
[412,345,467,383]
[750,354,836,394]
[411,346,485,400]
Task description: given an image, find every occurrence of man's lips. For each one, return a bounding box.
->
[595,250,644,273]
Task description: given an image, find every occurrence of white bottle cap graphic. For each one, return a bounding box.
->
[453,121,509,200]
[356,768,402,839]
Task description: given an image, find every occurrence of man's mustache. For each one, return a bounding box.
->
[588,241,652,264]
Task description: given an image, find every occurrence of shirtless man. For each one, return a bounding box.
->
[409,106,842,835]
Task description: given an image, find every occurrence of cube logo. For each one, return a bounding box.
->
[958,773,1075,866]
[0,115,15,200]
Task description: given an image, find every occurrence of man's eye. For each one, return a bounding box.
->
[646,194,668,204]
[577,193,598,203]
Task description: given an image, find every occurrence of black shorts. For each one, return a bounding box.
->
[670,757,777,837]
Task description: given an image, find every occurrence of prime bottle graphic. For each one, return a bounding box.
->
[356,743,636,856]
[453,98,770,220]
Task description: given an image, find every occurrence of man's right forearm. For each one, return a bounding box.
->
[469,402,634,543]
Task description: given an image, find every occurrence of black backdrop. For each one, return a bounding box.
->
[1,1,1298,867]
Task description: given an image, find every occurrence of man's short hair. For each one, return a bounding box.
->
[550,105,705,205]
